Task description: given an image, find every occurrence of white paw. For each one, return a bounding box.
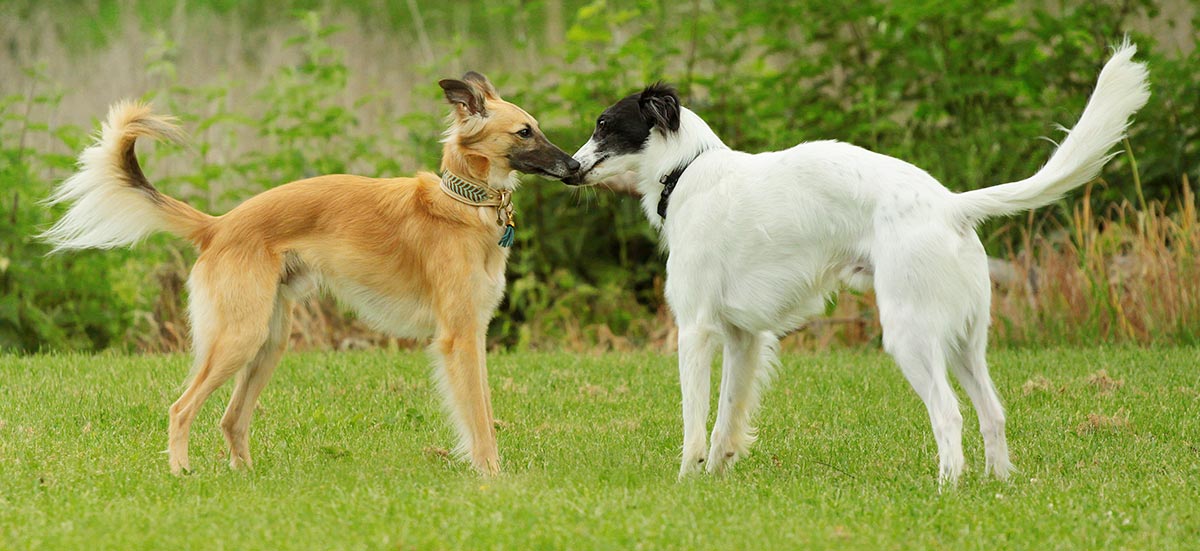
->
[704,447,739,474]
[678,442,708,478]
[705,432,745,474]
[987,457,1015,480]
[937,455,965,488]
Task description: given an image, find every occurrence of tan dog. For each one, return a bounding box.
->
[42,72,578,475]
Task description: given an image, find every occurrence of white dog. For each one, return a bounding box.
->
[564,42,1149,483]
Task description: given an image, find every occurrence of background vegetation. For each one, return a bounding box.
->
[1,0,1197,352]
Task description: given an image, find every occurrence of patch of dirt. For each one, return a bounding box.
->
[422,446,451,460]
[1085,369,1125,394]
[1022,375,1055,395]
[500,377,528,394]
[579,383,608,398]
[1075,411,1131,435]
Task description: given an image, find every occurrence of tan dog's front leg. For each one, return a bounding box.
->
[433,322,499,476]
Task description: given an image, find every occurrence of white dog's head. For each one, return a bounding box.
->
[563,83,681,187]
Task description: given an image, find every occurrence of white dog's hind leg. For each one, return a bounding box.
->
[707,328,774,474]
[677,324,718,478]
[949,318,1013,479]
[884,329,965,486]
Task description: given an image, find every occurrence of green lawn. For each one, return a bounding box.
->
[1,347,1198,549]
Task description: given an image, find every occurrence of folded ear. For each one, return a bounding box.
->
[638,82,681,133]
[439,78,488,117]
[462,71,501,100]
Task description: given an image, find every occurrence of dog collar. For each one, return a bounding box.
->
[658,151,713,220]
[657,167,686,220]
[439,171,516,247]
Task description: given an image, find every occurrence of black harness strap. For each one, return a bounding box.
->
[656,165,690,220]
[657,147,720,220]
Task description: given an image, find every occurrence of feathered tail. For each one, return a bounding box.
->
[952,40,1151,224]
[41,101,213,253]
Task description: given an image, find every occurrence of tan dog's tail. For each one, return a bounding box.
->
[41,101,214,253]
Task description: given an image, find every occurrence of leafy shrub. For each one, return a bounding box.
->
[0,73,161,352]
[2,1,1197,352]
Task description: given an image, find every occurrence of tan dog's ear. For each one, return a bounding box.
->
[462,71,500,101]
[439,78,487,117]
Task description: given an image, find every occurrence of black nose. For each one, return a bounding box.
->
[566,158,581,173]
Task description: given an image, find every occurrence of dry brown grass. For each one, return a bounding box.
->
[1022,375,1057,395]
[1075,410,1133,435]
[1085,369,1126,394]
[992,175,1200,346]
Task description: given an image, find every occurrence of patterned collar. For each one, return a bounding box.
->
[440,171,503,207]
[438,171,517,247]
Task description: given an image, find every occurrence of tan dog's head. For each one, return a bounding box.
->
[439,72,579,190]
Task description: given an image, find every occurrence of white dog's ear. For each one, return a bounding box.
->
[638,83,681,132]
[440,77,488,117]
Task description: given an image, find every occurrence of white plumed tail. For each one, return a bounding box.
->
[41,100,212,253]
[952,40,1151,224]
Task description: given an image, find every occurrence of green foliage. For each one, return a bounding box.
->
[494,0,1198,347]
[2,2,1198,352]
[0,69,152,353]
[545,0,1197,229]
[253,12,359,179]
[2,348,1199,548]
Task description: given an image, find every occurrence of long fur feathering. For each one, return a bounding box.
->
[953,40,1151,224]
[40,100,202,253]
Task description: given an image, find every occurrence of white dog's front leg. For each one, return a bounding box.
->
[677,325,716,478]
[707,329,771,474]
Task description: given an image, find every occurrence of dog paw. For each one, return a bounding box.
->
[169,458,191,476]
[987,457,1015,481]
[678,455,706,479]
[937,461,964,489]
[705,447,741,475]
[228,454,253,471]
[473,454,501,477]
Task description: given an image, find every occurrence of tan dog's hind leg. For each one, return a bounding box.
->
[220,291,293,470]
[432,312,498,476]
[169,256,277,475]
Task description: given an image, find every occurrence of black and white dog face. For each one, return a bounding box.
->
[564,83,681,186]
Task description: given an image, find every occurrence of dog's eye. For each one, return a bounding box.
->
[597,117,607,129]
[516,126,532,139]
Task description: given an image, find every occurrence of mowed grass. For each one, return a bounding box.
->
[1,347,1198,550]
